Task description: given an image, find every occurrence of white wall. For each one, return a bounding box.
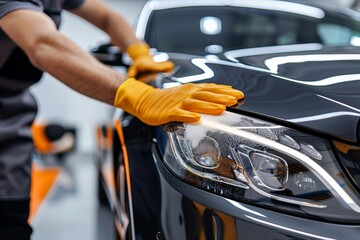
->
[30,0,147,153]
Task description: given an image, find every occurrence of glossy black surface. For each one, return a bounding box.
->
[161,46,360,144]
[94,1,360,239]
[334,141,360,191]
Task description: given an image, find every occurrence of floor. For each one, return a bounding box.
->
[31,152,102,240]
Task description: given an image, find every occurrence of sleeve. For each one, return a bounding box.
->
[62,0,85,10]
[0,0,43,19]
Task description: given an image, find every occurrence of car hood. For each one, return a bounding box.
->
[164,46,360,143]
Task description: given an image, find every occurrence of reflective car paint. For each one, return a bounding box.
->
[93,1,360,239]
[110,47,360,238]
[159,46,360,143]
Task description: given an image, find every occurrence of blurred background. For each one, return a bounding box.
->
[27,0,360,240]
[29,1,146,240]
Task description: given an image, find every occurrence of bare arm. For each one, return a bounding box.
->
[71,0,174,78]
[70,0,141,50]
[0,9,127,105]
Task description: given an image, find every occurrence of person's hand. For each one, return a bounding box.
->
[113,78,244,126]
[126,42,174,78]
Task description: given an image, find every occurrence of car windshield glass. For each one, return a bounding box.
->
[144,6,360,55]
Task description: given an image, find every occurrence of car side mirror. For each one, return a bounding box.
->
[90,43,127,66]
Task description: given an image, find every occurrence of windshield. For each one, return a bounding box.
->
[144,6,360,55]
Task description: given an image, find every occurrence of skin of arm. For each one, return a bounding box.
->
[0,9,126,105]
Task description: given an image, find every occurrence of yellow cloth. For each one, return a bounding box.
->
[126,42,174,77]
[114,78,244,126]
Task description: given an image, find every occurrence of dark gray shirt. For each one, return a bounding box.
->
[0,0,84,92]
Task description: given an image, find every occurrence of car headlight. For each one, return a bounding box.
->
[162,111,360,222]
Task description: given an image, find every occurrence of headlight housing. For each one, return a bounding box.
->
[162,111,360,222]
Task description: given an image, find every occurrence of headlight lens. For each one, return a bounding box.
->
[162,111,360,222]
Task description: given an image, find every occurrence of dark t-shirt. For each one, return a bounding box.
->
[0,0,84,92]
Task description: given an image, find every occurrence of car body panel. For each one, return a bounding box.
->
[93,1,360,239]
[161,46,360,143]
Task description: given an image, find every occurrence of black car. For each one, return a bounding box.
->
[93,1,360,239]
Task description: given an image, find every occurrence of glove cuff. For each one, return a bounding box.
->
[126,42,151,60]
[113,78,154,114]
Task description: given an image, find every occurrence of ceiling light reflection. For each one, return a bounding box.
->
[176,59,214,84]
[265,54,360,74]
[273,73,360,87]
[317,95,360,113]
[351,36,360,46]
[224,44,323,63]
[200,17,222,35]
[205,44,224,54]
[288,111,360,123]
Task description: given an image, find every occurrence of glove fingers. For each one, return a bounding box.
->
[192,91,238,106]
[199,83,232,88]
[156,61,174,72]
[182,99,226,115]
[127,65,138,78]
[199,85,244,100]
[168,108,201,123]
[140,61,174,73]
[128,61,174,78]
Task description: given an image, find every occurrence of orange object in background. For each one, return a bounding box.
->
[32,121,76,155]
[32,124,53,153]
[29,163,60,223]
[29,121,76,222]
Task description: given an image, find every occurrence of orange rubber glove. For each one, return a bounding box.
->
[126,42,174,78]
[114,78,244,126]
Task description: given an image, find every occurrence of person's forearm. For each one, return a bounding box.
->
[71,0,175,79]
[103,9,142,50]
[0,9,127,105]
[30,31,127,105]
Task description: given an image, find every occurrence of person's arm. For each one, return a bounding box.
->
[71,0,174,77]
[0,9,244,126]
[0,9,123,104]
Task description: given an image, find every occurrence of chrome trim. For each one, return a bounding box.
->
[245,215,337,240]
[225,199,266,218]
